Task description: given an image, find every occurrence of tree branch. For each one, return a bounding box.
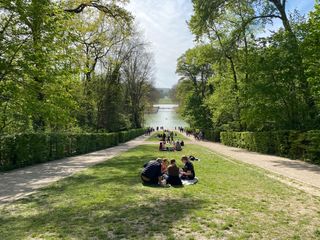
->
[64,2,132,22]
[250,14,282,22]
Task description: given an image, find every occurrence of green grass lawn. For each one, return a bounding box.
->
[1,141,320,239]
[158,97,174,104]
[147,131,189,142]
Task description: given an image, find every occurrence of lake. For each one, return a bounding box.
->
[144,104,189,129]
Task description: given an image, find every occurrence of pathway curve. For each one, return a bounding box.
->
[0,135,149,203]
[187,135,320,197]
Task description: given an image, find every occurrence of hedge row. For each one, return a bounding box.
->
[185,128,221,142]
[221,131,320,164]
[0,128,145,171]
[203,130,221,142]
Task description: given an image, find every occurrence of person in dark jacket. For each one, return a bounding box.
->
[141,158,168,185]
[180,156,195,180]
[167,159,182,186]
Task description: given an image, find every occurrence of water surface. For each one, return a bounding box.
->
[144,104,189,129]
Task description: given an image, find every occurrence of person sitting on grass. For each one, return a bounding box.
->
[175,141,182,151]
[159,141,167,151]
[159,141,163,151]
[180,156,195,180]
[167,159,182,186]
[141,158,169,185]
[180,140,185,147]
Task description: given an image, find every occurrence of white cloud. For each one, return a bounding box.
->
[127,0,194,88]
[126,0,315,88]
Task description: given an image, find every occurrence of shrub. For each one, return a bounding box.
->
[203,130,221,142]
[221,131,320,164]
[0,128,145,171]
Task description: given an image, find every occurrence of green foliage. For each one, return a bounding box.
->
[175,45,215,129]
[158,97,173,104]
[0,128,145,171]
[221,131,320,164]
[176,0,320,133]
[203,130,221,142]
[0,1,154,135]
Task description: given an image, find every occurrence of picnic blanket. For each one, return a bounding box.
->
[181,177,198,186]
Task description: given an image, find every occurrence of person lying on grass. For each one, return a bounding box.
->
[180,156,195,180]
[166,159,182,186]
[141,158,169,185]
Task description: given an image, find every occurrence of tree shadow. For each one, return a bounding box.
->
[0,145,206,238]
[1,186,205,239]
[270,159,320,174]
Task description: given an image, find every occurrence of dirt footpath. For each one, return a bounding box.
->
[189,138,320,197]
[0,135,148,203]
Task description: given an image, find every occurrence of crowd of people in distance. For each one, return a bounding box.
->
[186,129,204,141]
[177,126,185,133]
[156,129,185,151]
[146,126,204,141]
[145,127,155,136]
[157,130,176,143]
[141,156,196,187]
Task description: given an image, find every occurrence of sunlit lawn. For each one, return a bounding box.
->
[158,97,174,104]
[1,139,320,239]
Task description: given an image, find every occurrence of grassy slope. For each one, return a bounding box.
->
[1,141,320,239]
[158,98,174,104]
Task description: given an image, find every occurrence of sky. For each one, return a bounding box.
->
[126,0,316,89]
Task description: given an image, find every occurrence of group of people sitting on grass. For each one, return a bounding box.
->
[140,156,195,187]
[159,140,184,151]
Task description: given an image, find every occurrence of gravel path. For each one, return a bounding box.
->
[189,138,320,196]
[0,135,148,203]
[2,132,320,203]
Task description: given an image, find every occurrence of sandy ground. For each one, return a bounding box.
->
[0,135,149,203]
[187,136,320,197]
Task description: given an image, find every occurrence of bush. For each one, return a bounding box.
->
[221,131,320,164]
[0,128,145,171]
[203,130,221,142]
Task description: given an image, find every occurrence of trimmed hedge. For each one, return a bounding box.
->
[203,130,221,142]
[221,131,320,164]
[0,128,145,171]
[185,128,221,142]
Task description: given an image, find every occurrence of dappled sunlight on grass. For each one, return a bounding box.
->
[1,144,320,239]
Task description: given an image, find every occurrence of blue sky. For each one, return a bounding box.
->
[127,0,316,88]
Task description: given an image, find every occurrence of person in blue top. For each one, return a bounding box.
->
[141,158,168,185]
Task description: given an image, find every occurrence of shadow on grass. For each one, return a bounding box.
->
[39,147,158,192]
[2,184,204,239]
[1,145,206,239]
